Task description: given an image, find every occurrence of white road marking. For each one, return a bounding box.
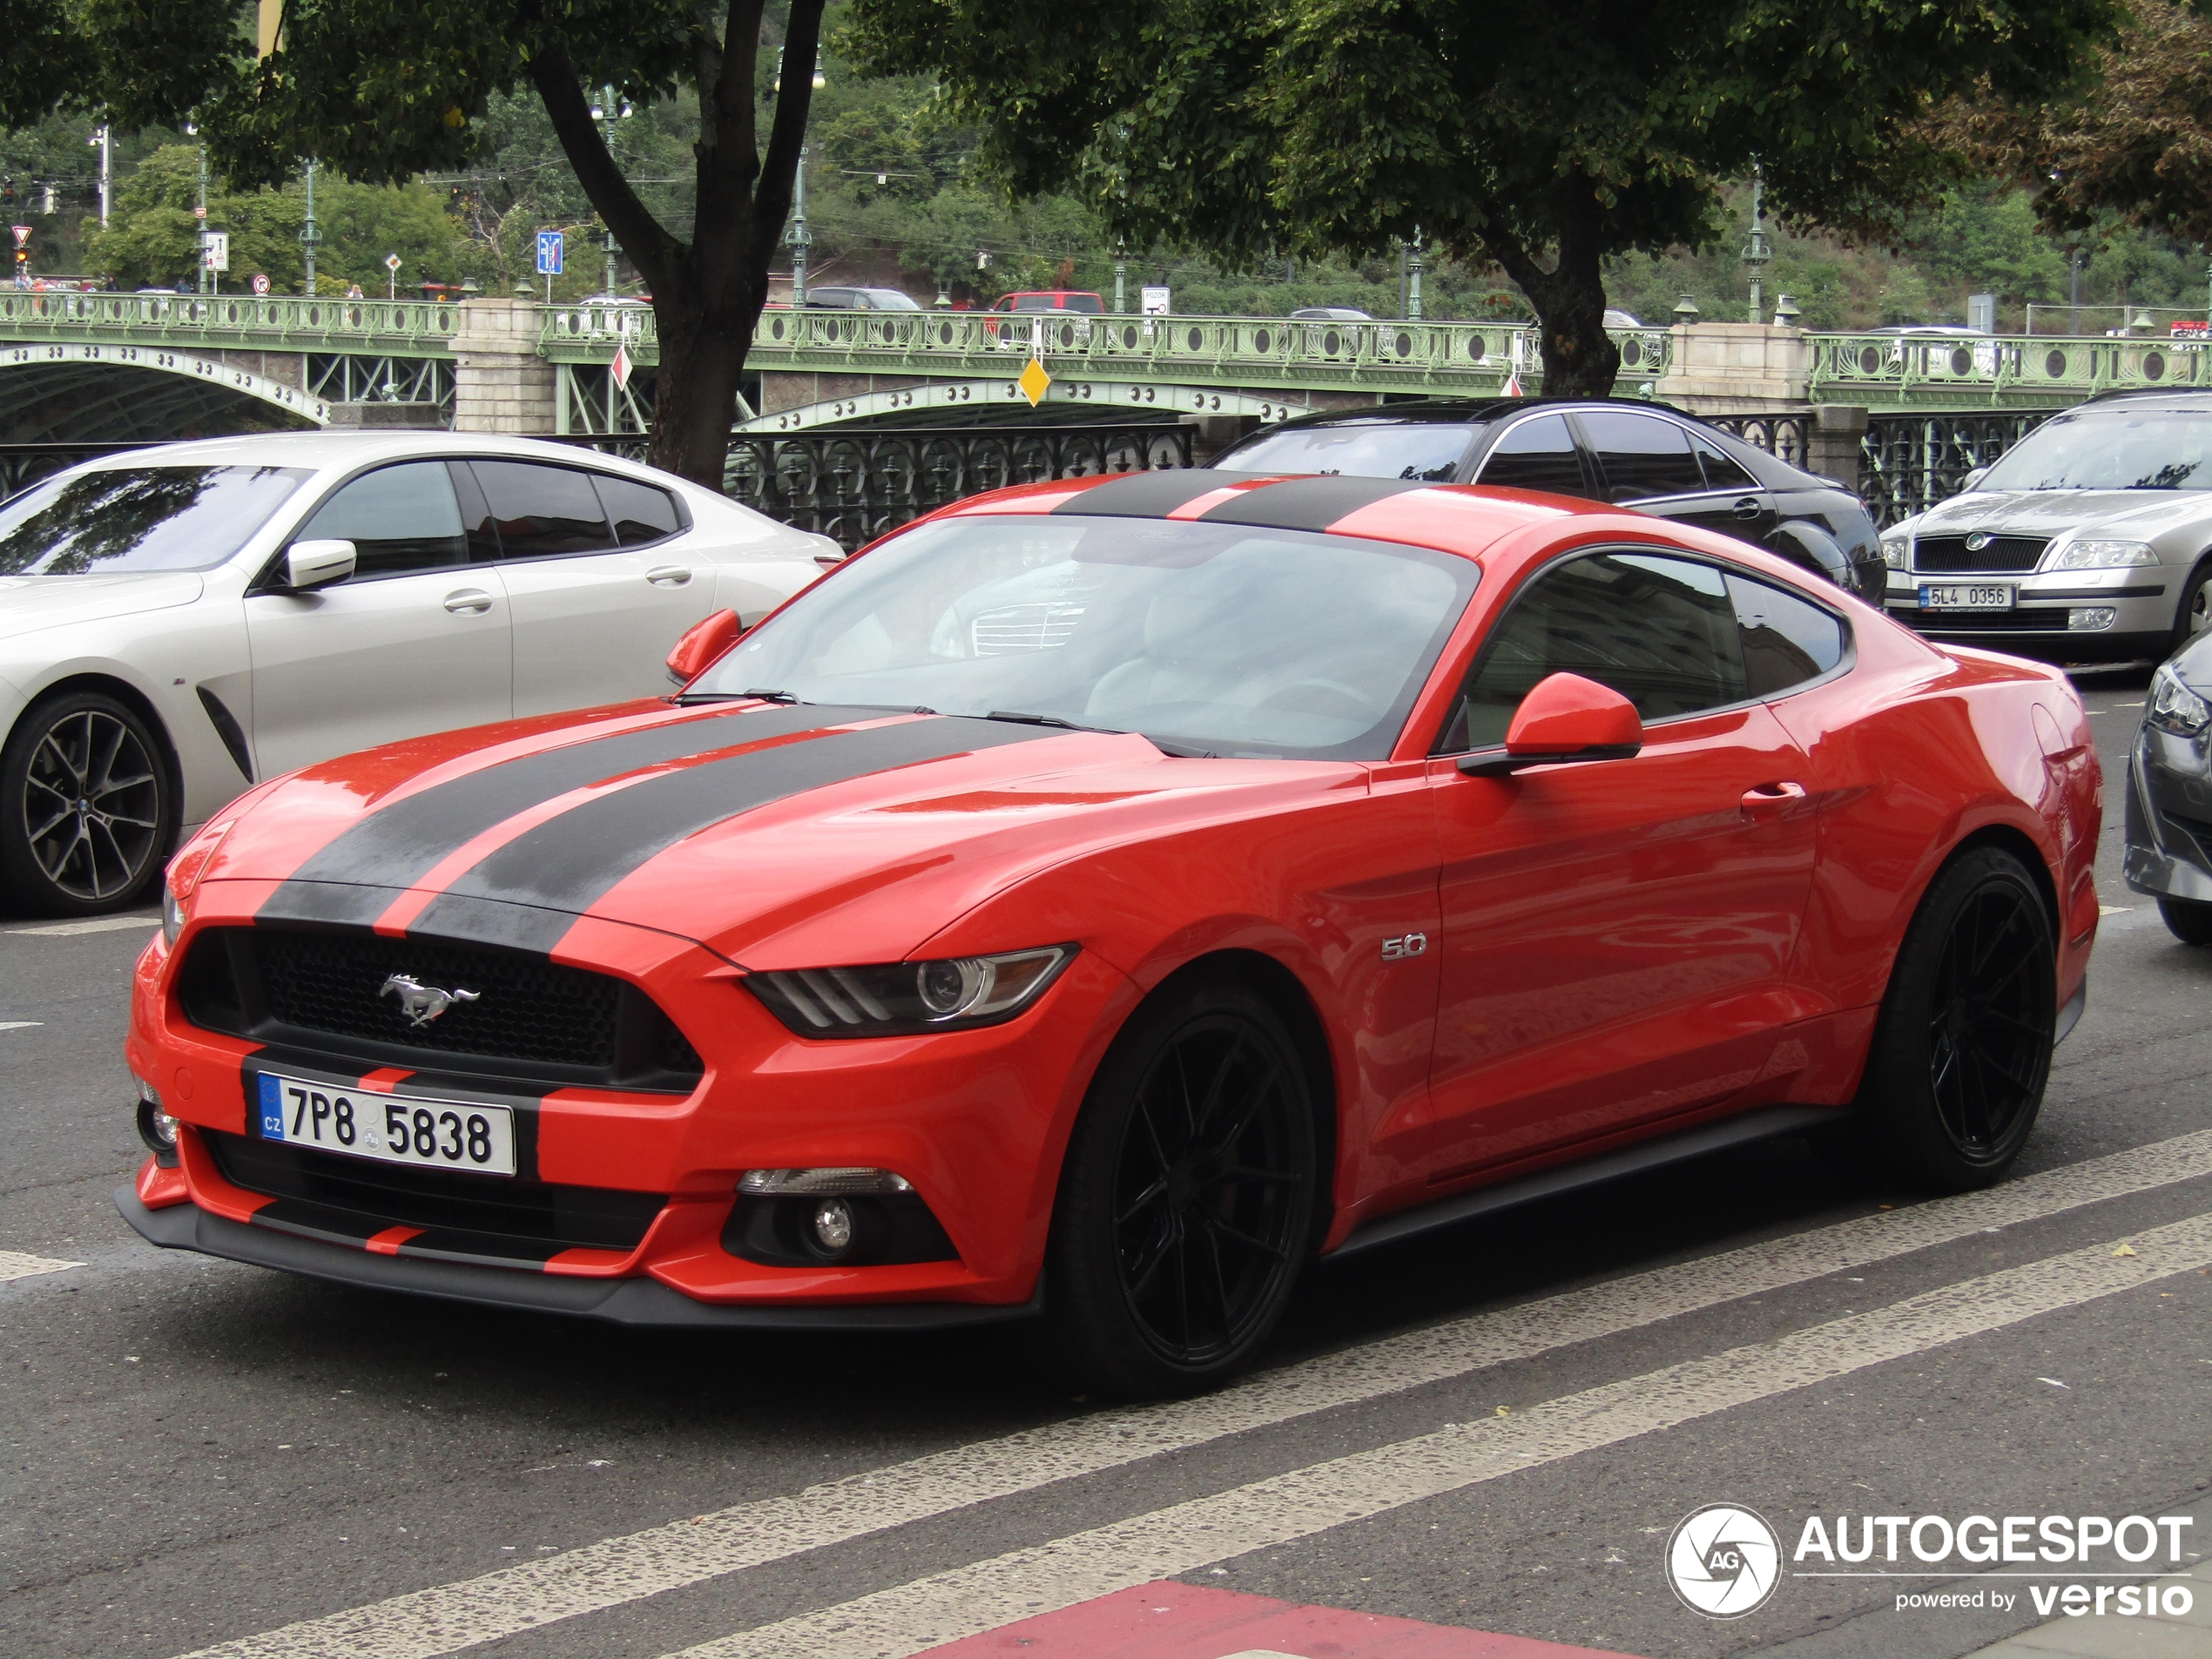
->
[0,1251,84,1282]
[672,1210,2212,1659]
[0,1021,41,1031]
[167,1129,2212,1659]
[5,914,160,937]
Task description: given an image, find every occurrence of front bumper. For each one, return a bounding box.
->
[1885,570,2172,663]
[2123,729,2212,903]
[114,1186,1036,1328]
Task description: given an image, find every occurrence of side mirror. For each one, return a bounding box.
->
[666,607,745,685]
[1958,467,1989,493]
[281,538,356,591]
[1459,671,1643,777]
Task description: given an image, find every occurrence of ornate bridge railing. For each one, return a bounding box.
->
[1809,331,2202,407]
[0,291,461,354]
[0,441,154,500]
[1702,411,1811,469]
[1858,409,2056,528]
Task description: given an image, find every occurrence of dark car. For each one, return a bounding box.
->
[1211,398,1885,602]
[2124,631,2212,943]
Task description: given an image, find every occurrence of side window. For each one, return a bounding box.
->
[468,461,617,558]
[1728,573,1846,698]
[1474,415,1585,496]
[592,475,683,546]
[292,462,467,580]
[1695,437,1758,491]
[1436,551,1749,752]
[1581,410,1708,501]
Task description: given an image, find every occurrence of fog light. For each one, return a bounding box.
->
[2068,607,2118,631]
[811,1198,856,1255]
[135,1091,179,1158]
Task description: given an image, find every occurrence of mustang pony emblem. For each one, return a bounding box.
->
[379,974,482,1027]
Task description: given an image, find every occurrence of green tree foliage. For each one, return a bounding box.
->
[846,0,2121,394]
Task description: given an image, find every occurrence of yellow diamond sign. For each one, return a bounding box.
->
[1016,357,1053,407]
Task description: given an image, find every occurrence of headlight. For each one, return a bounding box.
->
[2149,664,2212,737]
[745,945,1077,1036]
[2044,538,2158,571]
[160,876,187,948]
[1879,529,1912,570]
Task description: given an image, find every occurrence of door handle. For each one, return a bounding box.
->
[442,590,495,614]
[646,565,694,586]
[1732,496,1765,521]
[1741,780,1808,818]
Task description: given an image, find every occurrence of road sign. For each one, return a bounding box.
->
[385,253,401,272]
[200,231,228,272]
[9,226,28,249]
[251,273,269,296]
[1140,286,1170,316]
[536,231,563,275]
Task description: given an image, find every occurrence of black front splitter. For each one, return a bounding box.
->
[111,1188,1035,1332]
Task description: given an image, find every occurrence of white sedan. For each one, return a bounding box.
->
[0,431,840,916]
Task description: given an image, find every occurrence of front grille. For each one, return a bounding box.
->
[1913,535,2049,574]
[1892,607,2072,632]
[180,927,703,1092]
[209,1130,665,1253]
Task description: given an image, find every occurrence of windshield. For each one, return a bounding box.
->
[1218,421,1482,483]
[693,514,1479,759]
[0,465,312,575]
[1979,413,2212,492]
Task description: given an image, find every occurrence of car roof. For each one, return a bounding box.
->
[66,431,708,491]
[1232,395,1693,429]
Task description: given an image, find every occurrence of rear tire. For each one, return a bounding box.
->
[0,691,176,917]
[2158,896,2212,947]
[1854,846,2055,1191]
[1039,977,1318,1397]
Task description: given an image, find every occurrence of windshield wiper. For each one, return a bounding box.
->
[671,687,806,706]
[982,710,1099,731]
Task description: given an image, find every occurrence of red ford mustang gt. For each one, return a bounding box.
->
[119,470,2102,1394]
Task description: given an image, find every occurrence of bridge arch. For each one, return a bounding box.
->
[1,344,326,441]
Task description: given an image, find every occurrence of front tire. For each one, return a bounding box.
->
[1041,978,1318,1397]
[2159,896,2212,947]
[0,691,176,916]
[2170,561,2212,658]
[1854,846,2056,1191]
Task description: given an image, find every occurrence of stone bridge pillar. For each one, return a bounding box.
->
[451,298,556,434]
[1656,322,1809,414]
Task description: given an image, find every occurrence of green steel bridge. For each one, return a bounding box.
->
[3,288,2199,442]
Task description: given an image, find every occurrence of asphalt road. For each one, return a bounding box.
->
[3,665,2209,1659]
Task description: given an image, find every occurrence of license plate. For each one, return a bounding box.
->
[1919,583,2014,610]
[255,1072,516,1176]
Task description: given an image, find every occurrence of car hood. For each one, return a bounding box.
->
[203,700,1362,967]
[1914,489,2209,542]
[0,572,206,641]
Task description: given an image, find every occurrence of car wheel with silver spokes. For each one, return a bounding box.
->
[0,692,175,916]
[2171,562,2212,658]
[1042,977,1318,1396]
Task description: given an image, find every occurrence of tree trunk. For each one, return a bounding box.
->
[529,1,823,492]
[1483,175,1621,399]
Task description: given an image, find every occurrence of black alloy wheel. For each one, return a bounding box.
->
[0,691,175,916]
[1042,979,1318,1396]
[1855,846,2055,1190]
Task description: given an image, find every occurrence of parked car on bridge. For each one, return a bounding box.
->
[1878,391,2212,664]
[1211,398,1885,602]
[0,433,840,917]
[124,469,2098,1393]
[803,287,923,311]
[1289,307,1372,321]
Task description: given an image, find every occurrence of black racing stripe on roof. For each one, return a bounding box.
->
[1049,470,1229,517]
[258,705,875,929]
[405,718,1061,954]
[1196,475,1428,530]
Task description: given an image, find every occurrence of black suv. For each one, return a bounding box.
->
[1211,398,1884,602]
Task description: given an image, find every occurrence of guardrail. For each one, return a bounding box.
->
[1809,331,2203,406]
[1858,409,2056,528]
[0,292,461,354]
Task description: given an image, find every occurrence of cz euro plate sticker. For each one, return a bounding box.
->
[256,1072,517,1176]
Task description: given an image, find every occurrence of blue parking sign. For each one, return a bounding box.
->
[536,230,563,275]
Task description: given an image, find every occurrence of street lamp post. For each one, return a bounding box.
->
[87,126,110,230]
[1114,239,1127,314]
[300,159,320,296]
[590,84,631,295]
[1407,226,1425,321]
[773,50,825,307]
[186,123,210,295]
[1742,163,1770,326]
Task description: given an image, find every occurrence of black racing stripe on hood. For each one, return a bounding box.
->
[1050,470,1230,517]
[258,705,878,929]
[1196,475,1426,530]
[407,718,1060,952]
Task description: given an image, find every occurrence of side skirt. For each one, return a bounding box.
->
[1327,1103,1844,1259]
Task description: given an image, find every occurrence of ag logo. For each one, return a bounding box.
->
[1666,1503,1781,1618]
